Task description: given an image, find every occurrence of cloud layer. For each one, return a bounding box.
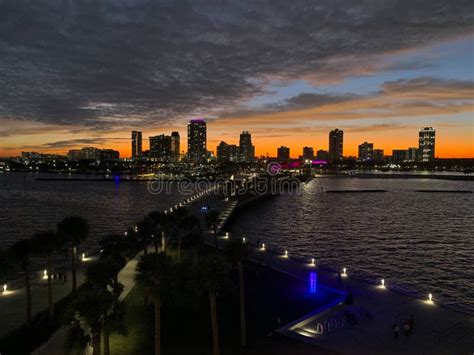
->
[1,0,473,132]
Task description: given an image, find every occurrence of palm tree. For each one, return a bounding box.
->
[135,253,174,355]
[30,230,63,320]
[206,210,220,248]
[64,283,115,355]
[57,216,90,293]
[224,239,248,347]
[198,252,230,355]
[183,230,204,265]
[176,214,200,263]
[137,216,156,255]
[86,258,126,355]
[11,239,34,324]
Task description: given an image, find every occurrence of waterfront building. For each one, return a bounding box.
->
[170,131,180,162]
[316,149,329,161]
[407,147,418,162]
[373,149,384,162]
[239,131,255,162]
[67,150,82,161]
[99,149,120,161]
[81,147,100,161]
[329,129,343,162]
[358,142,374,161]
[187,119,207,162]
[149,134,172,161]
[277,146,290,162]
[302,146,314,160]
[217,141,240,162]
[392,149,407,162]
[131,131,142,158]
[418,127,436,162]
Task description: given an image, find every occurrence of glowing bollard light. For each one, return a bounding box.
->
[261,243,266,251]
[43,269,48,279]
[284,250,288,258]
[82,253,86,261]
[378,278,386,289]
[341,267,348,277]
[310,258,315,266]
[124,231,128,236]
[223,232,229,239]
[426,293,434,305]
[242,237,246,243]
[3,284,6,293]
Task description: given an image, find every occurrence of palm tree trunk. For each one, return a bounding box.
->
[154,296,161,355]
[92,329,101,355]
[161,232,166,253]
[177,235,181,263]
[213,226,218,248]
[209,292,219,355]
[103,328,110,355]
[47,256,54,320]
[71,245,77,293]
[238,261,246,347]
[25,264,32,325]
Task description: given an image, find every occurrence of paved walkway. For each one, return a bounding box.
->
[195,195,474,355]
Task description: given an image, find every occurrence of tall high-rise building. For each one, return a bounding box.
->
[170,131,180,162]
[187,119,207,162]
[239,131,255,162]
[329,129,343,162]
[358,142,374,161]
[131,131,142,158]
[277,146,290,162]
[149,134,172,161]
[418,127,435,162]
[302,146,314,160]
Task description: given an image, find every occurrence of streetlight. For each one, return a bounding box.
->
[310,258,315,266]
[342,267,348,277]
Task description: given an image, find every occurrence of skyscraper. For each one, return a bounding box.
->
[418,127,436,162]
[329,129,343,162]
[187,119,207,162]
[302,146,314,160]
[277,146,290,162]
[358,142,374,161]
[170,131,180,162]
[239,131,255,162]
[131,131,142,158]
[149,134,172,161]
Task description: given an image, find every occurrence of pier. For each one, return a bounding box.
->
[1,176,473,354]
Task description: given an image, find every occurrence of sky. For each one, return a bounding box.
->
[0,0,473,158]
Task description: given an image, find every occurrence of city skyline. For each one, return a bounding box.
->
[0,2,473,158]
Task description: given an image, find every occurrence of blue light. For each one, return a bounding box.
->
[114,175,120,186]
[309,272,317,294]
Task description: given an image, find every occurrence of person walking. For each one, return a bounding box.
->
[392,322,399,340]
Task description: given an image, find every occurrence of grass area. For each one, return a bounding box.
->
[109,250,338,355]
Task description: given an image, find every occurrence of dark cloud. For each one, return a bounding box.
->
[0,0,472,129]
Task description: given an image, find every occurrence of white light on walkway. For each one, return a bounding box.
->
[427,293,434,304]
[124,231,128,236]
[82,253,86,261]
[3,284,7,293]
[242,237,246,243]
[43,269,48,279]
[224,232,229,239]
[284,250,288,258]
[310,258,315,266]
[261,243,265,251]
[342,267,348,277]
